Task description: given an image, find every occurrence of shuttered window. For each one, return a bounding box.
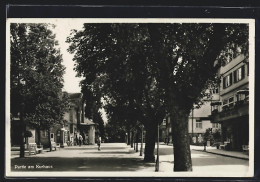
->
[223,73,233,89]
[234,65,245,82]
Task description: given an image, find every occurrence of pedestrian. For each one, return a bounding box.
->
[82,134,85,145]
[86,135,89,145]
[203,141,207,151]
[79,135,83,146]
[75,135,78,145]
[97,136,101,151]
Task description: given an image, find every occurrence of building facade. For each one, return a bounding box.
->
[11,92,97,148]
[210,54,249,151]
[160,89,221,146]
[188,101,221,145]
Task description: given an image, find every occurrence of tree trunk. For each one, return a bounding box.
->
[48,129,52,152]
[136,132,139,152]
[133,131,136,150]
[19,114,25,158]
[36,128,41,145]
[127,129,131,145]
[144,123,156,162]
[19,125,25,158]
[130,131,134,148]
[171,111,192,171]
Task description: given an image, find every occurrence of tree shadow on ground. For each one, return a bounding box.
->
[64,147,126,151]
[154,148,173,156]
[84,151,131,154]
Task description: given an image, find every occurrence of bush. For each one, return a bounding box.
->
[24,130,33,138]
[212,129,221,142]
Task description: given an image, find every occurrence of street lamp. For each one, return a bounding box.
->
[155,121,159,172]
[126,133,128,144]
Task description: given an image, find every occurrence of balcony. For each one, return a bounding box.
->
[211,99,249,122]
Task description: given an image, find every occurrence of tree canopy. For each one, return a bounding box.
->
[66,23,248,171]
[11,23,67,132]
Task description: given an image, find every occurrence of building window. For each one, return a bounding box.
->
[223,99,228,106]
[167,117,170,124]
[236,94,242,102]
[234,65,245,83]
[70,124,73,133]
[210,88,219,94]
[222,96,235,110]
[223,73,233,89]
[215,88,219,94]
[162,119,166,125]
[42,130,48,138]
[228,96,234,107]
[196,120,202,129]
[212,123,219,128]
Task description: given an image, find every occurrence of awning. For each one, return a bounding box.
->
[237,89,249,95]
[210,101,222,106]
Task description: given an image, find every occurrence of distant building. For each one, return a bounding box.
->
[188,101,221,145]
[65,93,97,145]
[160,88,221,146]
[11,92,97,148]
[159,118,167,142]
[210,54,249,151]
[160,115,173,144]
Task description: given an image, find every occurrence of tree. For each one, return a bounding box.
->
[67,24,167,162]
[203,128,213,143]
[10,23,67,154]
[66,23,248,170]
[212,129,222,143]
[104,118,127,143]
[146,23,248,171]
[81,82,105,138]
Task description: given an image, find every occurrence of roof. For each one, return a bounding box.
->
[80,117,96,125]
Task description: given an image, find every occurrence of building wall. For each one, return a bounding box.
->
[188,100,221,145]
[160,116,173,144]
[192,102,211,117]
[220,55,248,96]
[188,119,212,134]
[219,55,249,105]
[11,92,97,148]
[159,120,167,142]
[210,53,249,150]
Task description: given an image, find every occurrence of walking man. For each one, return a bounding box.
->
[97,136,101,151]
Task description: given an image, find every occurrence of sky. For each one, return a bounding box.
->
[53,20,84,93]
[52,20,108,123]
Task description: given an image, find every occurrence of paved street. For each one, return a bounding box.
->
[10,143,249,175]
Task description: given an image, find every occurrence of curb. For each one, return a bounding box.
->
[192,149,249,161]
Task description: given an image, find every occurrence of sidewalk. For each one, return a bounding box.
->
[9,143,249,175]
[11,143,249,161]
[11,148,58,159]
[190,145,249,160]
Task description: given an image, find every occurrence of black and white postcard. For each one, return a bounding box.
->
[5,18,255,177]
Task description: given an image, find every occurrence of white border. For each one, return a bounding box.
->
[6,18,255,177]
